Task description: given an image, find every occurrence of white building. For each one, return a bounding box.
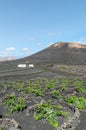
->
[28,64,34,68]
[17,64,26,68]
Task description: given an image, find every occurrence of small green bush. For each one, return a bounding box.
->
[61,79,70,91]
[14,83,24,92]
[34,101,69,128]
[0,127,2,130]
[74,80,83,88]
[4,94,26,114]
[52,90,62,99]
[66,96,86,110]
[76,86,86,93]
[46,79,58,89]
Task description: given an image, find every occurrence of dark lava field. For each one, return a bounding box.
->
[0,42,86,130]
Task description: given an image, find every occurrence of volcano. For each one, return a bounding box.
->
[1,42,86,67]
[23,42,86,65]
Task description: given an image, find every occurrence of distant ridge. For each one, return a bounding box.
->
[0,56,15,62]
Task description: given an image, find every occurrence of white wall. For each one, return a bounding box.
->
[17,64,26,67]
[29,64,34,68]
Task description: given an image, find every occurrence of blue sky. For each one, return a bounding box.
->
[0,0,86,58]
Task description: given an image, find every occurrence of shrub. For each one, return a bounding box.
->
[66,96,86,110]
[76,86,86,93]
[0,127,2,130]
[61,79,70,91]
[74,80,83,88]
[34,101,69,128]
[4,94,26,114]
[52,90,62,99]
[46,79,58,89]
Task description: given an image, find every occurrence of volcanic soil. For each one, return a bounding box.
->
[0,42,86,130]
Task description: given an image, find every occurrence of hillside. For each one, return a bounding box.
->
[0,42,86,81]
[23,42,86,65]
[0,42,86,130]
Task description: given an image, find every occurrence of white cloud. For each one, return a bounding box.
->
[0,47,16,57]
[22,48,30,52]
[0,50,15,57]
[5,47,16,51]
[22,48,32,56]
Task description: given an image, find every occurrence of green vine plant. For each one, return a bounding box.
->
[74,80,86,93]
[52,90,62,99]
[0,127,2,130]
[34,101,69,129]
[4,94,27,114]
[76,86,86,93]
[24,83,44,97]
[14,82,24,92]
[45,78,58,89]
[61,79,70,91]
[74,80,83,88]
[66,95,86,110]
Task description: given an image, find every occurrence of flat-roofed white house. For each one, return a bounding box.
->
[17,63,34,68]
[17,64,26,68]
[28,64,34,68]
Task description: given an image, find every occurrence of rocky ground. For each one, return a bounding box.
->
[0,64,86,130]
